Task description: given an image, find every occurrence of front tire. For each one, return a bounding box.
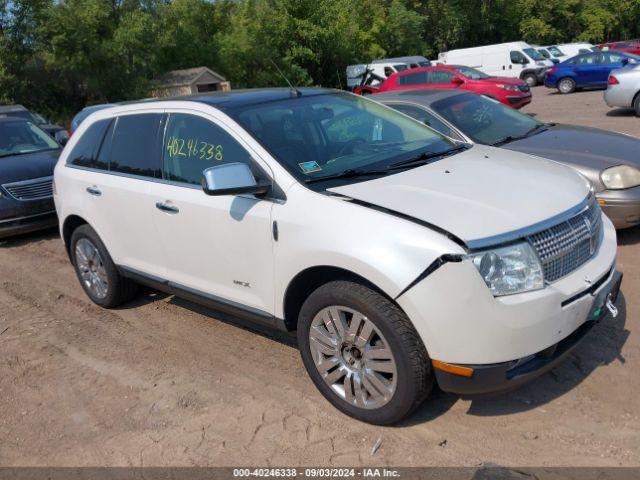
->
[523,73,537,87]
[558,77,576,94]
[70,224,138,308]
[634,93,640,117]
[297,281,433,425]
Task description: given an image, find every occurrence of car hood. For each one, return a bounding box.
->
[0,149,60,184]
[503,124,640,171]
[328,145,590,245]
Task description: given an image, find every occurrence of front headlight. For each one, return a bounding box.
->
[496,84,520,91]
[467,242,544,296]
[601,165,640,190]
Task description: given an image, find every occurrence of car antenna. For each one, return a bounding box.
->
[270,59,302,97]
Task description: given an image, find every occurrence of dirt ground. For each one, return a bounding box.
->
[1,87,639,467]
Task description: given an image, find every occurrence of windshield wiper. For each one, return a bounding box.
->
[491,123,550,146]
[305,168,391,184]
[388,144,468,169]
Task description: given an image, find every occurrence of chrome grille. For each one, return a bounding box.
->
[527,201,602,282]
[2,176,53,201]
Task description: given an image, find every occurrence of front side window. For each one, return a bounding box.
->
[453,66,490,79]
[163,113,252,185]
[228,92,454,186]
[67,119,111,169]
[538,49,551,59]
[431,93,541,145]
[108,114,162,178]
[0,120,59,158]
[397,71,428,86]
[510,51,528,64]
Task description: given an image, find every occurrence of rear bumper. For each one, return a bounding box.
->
[435,270,623,395]
[597,186,640,229]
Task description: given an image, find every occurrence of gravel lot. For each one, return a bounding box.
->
[1,87,639,467]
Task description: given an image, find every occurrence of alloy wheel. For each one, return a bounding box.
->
[308,306,397,409]
[75,238,109,299]
[558,79,575,94]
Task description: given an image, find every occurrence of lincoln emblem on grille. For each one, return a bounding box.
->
[584,216,595,255]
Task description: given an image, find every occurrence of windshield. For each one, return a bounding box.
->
[430,93,541,145]
[0,120,60,157]
[228,92,455,185]
[523,48,545,61]
[547,46,565,57]
[453,66,490,79]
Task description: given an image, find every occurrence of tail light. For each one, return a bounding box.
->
[608,75,619,85]
[547,67,557,75]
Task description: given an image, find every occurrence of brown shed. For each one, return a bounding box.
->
[152,67,230,97]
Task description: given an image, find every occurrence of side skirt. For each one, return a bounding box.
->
[118,266,289,332]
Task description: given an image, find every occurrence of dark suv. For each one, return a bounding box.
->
[0,105,69,145]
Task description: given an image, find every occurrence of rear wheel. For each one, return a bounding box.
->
[523,73,537,87]
[70,225,138,308]
[297,281,433,425]
[634,92,640,117]
[558,77,576,94]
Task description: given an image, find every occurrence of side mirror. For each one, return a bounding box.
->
[621,58,629,66]
[202,162,270,197]
[451,77,464,85]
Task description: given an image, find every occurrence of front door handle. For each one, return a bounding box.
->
[155,202,179,214]
[86,186,102,196]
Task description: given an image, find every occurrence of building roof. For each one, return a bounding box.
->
[156,67,227,88]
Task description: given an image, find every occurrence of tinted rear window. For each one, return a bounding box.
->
[109,114,162,178]
[398,72,428,86]
[67,119,112,169]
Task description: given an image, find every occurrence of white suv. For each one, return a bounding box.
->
[54,89,621,424]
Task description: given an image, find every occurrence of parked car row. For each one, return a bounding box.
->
[2,85,637,425]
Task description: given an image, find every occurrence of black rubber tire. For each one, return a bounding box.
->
[297,281,433,425]
[70,224,138,308]
[523,73,538,87]
[634,92,640,117]
[558,77,576,94]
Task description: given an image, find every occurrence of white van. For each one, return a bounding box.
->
[549,43,597,58]
[346,62,410,90]
[438,41,554,86]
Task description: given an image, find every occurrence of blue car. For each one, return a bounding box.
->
[544,51,640,94]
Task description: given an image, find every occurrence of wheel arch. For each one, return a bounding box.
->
[62,214,89,259]
[282,265,397,331]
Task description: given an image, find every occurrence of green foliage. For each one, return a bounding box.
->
[0,0,638,122]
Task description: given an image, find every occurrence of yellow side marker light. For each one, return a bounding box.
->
[432,359,474,378]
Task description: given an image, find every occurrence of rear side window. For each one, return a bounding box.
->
[398,72,428,86]
[109,114,162,178]
[163,113,252,185]
[67,119,111,170]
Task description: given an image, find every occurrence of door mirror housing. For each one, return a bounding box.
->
[451,76,464,85]
[202,163,270,197]
[621,58,629,66]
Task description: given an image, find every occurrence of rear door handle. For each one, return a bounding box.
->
[155,202,179,214]
[86,186,102,196]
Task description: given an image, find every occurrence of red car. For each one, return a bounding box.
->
[358,65,532,109]
[598,40,640,56]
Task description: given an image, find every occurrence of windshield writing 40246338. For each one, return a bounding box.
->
[166,136,224,161]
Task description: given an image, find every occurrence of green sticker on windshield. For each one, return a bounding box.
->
[299,161,322,173]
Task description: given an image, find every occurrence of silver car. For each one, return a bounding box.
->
[604,64,640,116]
[376,89,640,229]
